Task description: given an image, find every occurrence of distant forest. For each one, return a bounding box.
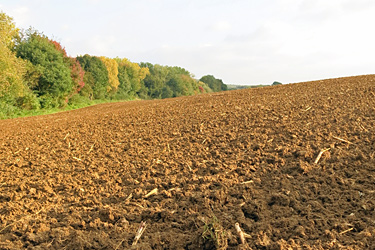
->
[0,12,227,118]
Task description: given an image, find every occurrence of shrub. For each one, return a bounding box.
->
[16,91,40,110]
[272,81,282,85]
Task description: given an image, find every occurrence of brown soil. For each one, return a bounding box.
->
[0,75,374,249]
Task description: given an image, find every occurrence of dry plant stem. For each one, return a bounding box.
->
[235,222,246,245]
[73,156,82,161]
[145,188,158,198]
[314,148,330,164]
[332,136,353,144]
[303,106,312,111]
[114,239,125,250]
[340,228,354,235]
[132,221,147,246]
[125,193,133,201]
[63,133,70,140]
[240,180,253,185]
[87,143,95,154]
[128,202,144,209]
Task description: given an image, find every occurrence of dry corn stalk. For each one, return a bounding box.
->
[314,148,330,164]
[235,223,246,244]
[145,188,158,198]
[132,221,147,246]
[332,136,353,144]
[339,227,354,235]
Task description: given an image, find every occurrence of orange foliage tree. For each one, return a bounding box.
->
[50,40,85,101]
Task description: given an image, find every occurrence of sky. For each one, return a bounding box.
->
[1,0,375,85]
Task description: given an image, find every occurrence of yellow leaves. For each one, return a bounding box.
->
[99,56,120,92]
[117,57,149,81]
[0,13,27,99]
[115,57,150,93]
[0,44,26,98]
[117,57,132,68]
[139,67,150,81]
[0,12,19,48]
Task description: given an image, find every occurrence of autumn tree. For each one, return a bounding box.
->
[69,58,85,93]
[198,81,212,93]
[50,40,85,99]
[99,56,119,95]
[0,13,27,106]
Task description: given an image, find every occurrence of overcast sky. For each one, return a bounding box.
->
[1,0,375,85]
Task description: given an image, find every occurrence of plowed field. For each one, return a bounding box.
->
[1,75,375,249]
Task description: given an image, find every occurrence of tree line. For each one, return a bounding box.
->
[0,12,227,118]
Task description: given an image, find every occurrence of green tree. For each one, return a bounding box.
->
[200,75,227,92]
[116,58,149,99]
[116,61,132,99]
[77,54,109,99]
[166,67,196,97]
[16,29,73,107]
[141,63,199,99]
[140,63,168,98]
[161,85,173,98]
[78,72,95,100]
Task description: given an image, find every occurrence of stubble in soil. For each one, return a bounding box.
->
[0,75,374,249]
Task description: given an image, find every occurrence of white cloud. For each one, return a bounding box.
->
[211,21,232,32]
[85,0,101,4]
[341,0,375,11]
[61,24,69,31]
[86,35,118,56]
